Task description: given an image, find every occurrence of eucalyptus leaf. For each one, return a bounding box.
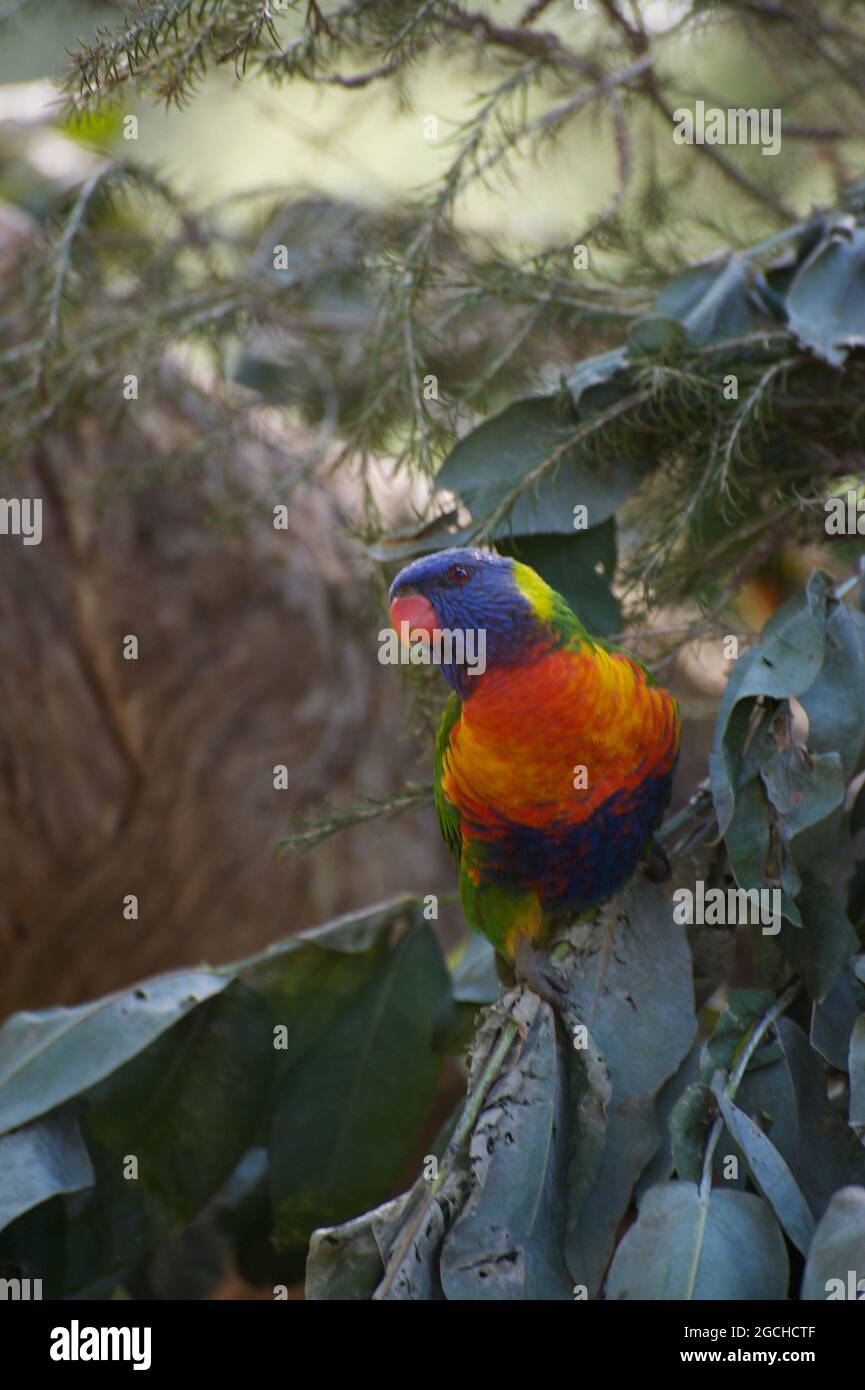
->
[496,526,622,635]
[435,396,646,539]
[449,932,499,1006]
[62,980,274,1295]
[733,1054,800,1178]
[628,317,688,356]
[306,1193,407,1301]
[565,1030,612,1232]
[440,1000,573,1300]
[564,880,697,1296]
[798,595,865,778]
[268,919,449,1257]
[786,221,865,367]
[0,1106,94,1235]
[777,875,858,1003]
[710,571,832,839]
[651,252,778,344]
[372,1177,459,1301]
[605,1182,788,1300]
[636,1044,703,1195]
[565,347,628,408]
[713,1083,815,1255]
[801,1187,865,1300]
[0,971,228,1137]
[775,1019,865,1218]
[811,958,865,1070]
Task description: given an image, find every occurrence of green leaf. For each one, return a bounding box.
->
[268,918,449,1257]
[708,700,756,850]
[722,775,773,903]
[0,1198,69,1296]
[565,1032,612,1234]
[449,932,498,1006]
[811,958,865,1070]
[636,1044,703,1195]
[243,897,425,1072]
[713,1082,815,1256]
[437,932,497,1048]
[0,971,228,1136]
[62,980,274,1294]
[777,874,858,1003]
[435,395,646,538]
[565,347,628,409]
[0,898,447,1295]
[605,1182,788,1300]
[798,595,865,779]
[708,576,862,937]
[759,748,845,850]
[306,1194,406,1301]
[710,571,832,840]
[628,317,688,356]
[564,880,697,1296]
[801,1187,865,1300]
[649,252,778,346]
[366,513,475,564]
[496,524,621,634]
[278,894,423,957]
[775,1019,865,1218]
[214,1148,287,1290]
[786,220,865,367]
[732,1053,800,1178]
[440,1002,573,1300]
[0,1106,94,1235]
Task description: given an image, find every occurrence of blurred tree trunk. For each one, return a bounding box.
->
[0,394,447,1020]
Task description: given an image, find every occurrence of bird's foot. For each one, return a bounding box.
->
[642,836,671,883]
[513,938,569,1013]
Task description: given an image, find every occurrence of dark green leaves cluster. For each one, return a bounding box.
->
[710,571,865,999]
[0,899,451,1297]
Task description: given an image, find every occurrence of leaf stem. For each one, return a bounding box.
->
[432,1016,519,1195]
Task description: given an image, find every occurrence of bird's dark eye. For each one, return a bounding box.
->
[447,564,470,585]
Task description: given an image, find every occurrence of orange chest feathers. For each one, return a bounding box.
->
[440,643,680,830]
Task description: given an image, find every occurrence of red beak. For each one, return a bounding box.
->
[390,593,439,637]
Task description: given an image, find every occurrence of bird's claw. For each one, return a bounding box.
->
[513,940,570,1014]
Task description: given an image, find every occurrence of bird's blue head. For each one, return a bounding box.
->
[388,547,554,697]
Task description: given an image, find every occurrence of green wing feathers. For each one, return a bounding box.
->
[434,693,462,866]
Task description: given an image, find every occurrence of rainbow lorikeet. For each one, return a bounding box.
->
[389,548,680,1005]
